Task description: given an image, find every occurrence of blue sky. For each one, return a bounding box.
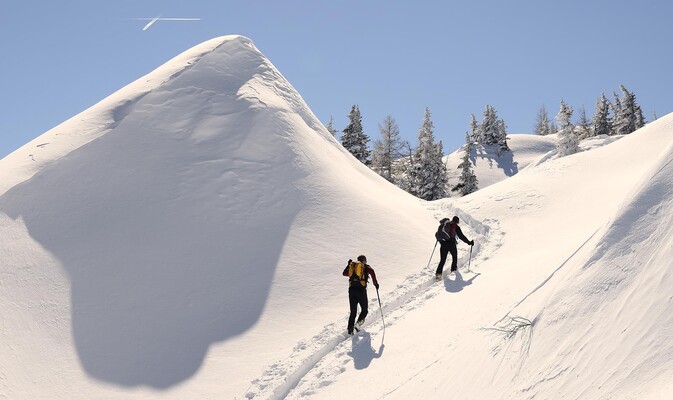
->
[1,0,671,158]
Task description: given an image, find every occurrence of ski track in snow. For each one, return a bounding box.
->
[243,206,501,399]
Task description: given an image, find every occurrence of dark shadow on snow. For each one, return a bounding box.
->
[348,331,384,370]
[0,41,308,389]
[443,271,481,293]
[474,146,518,177]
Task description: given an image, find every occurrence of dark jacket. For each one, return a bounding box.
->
[440,221,471,245]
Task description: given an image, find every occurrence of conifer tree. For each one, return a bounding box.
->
[576,105,591,139]
[325,115,338,137]
[469,114,480,142]
[371,115,404,182]
[613,85,646,135]
[555,100,579,157]
[478,105,509,154]
[496,119,509,156]
[611,92,622,135]
[549,121,558,134]
[341,105,371,164]
[534,104,551,135]
[592,93,612,137]
[453,133,478,196]
[409,108,447,200]
[394,141,415,194]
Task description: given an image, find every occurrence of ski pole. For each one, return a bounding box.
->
[467,245,473,272]
[376,288,385,330]
[426,240,438,270]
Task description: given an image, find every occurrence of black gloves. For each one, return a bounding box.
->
[469,240,475,246]
[374,282,380,290]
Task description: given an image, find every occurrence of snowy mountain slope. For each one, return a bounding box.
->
[291,115,673,399]
[443,133,556,193]
[444,133,625,195]
[0,37,227,197]
[2,33,672,400]
[0,36,438,399]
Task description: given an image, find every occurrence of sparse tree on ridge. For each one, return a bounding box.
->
[371,115,404,182]
[409,107,447,200]
[576,105,591,139]
[325,115,338,137]
[478,105,509,155]
[534,104,552,135]
[549,121,558,134]
[613,84,646,135]
[612,92,622,133]
[555,99,579,157]
[496,119,509,155]
[592,93,612,137]
[394,141,415,194]
[453,132,478,196]
[469,114,480,142]
[341,105,371,164]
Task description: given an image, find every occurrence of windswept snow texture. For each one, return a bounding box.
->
[2,34,673,400]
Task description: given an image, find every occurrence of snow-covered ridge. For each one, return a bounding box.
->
[0,35,264,195]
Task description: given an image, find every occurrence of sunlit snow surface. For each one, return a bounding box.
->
[2,35,672,400]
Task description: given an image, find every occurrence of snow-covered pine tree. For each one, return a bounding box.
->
[496,118,509,156]
[394,141,415,194]
[325,115,338,137]
[341,105,371,164]
[409,107,447,200]
[576,105,591,139]
[469,114,480,143]
[454,133,478,196]
[534,104,551,135]
[479,105,499,145]
[371,115,404,182]
[613,85,646,135]
[478,105,509,154]
[635,104,646,129]
[549,121,558,134]
[555,99,579,157]
[432,141,449,199]
[592,93,612,137]
[611,92,622,135]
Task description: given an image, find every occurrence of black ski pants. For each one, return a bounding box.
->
[347,286,368,333]
[435,240,458,275]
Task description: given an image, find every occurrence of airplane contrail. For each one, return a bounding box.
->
[127,16,201,31]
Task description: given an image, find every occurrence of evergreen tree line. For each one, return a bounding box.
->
[535,84,647,140]
[325,84,648,199]
[327,104,509,200]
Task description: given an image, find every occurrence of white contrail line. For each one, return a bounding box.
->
[142,17,161,31]
[126,16,202,30]
[130,18,201,20]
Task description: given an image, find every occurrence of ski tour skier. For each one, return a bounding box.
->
[343,255,379,335]
[435,216,474,281]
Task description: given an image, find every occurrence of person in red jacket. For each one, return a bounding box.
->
[342,255,379,335]
[435,216,474,280]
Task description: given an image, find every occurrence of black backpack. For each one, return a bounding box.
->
[434,218,451,241]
